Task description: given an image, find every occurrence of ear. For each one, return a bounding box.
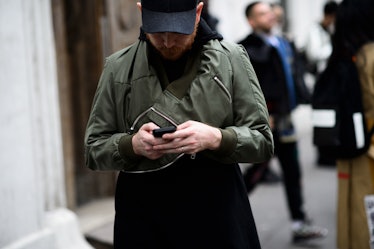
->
[248,18,255,29]
[137,2,142,12]
[195,2,204,24]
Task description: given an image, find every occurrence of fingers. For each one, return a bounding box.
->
[162,121,193,140]
[132,123,161,158]
[141,122,160,133]
[133,121,220,158]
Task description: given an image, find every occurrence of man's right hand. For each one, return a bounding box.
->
[132,122,175,160]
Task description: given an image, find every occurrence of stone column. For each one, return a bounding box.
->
[0,0,92,248]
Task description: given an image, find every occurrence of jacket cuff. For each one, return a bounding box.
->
[215,128,237,156]
[118,134,141,160]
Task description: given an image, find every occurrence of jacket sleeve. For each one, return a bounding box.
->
[84,57,137,171]
[215,42,274,163]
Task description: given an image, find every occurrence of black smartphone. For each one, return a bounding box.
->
[152,126,177,137]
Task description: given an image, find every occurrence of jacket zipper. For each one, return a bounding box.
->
[213,76,232,103]
[128,153,186,174]
[150,107,196,160]
[149,107,178,126]
[128,107,196,166]
[128,107,153,134]
[129,107,178,133]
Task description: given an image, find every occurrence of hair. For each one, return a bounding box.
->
[245,1,261,18]
[329,0,374,63]
[270,2,283,8]
[323,1,338,15]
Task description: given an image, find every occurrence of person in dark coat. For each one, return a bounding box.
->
[238,1,327,244]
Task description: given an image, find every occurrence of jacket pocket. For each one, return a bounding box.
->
[213,75,232,103]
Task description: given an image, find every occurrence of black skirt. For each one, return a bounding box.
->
[114,154,262,249]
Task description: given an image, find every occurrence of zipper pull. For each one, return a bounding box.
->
[127,128,135,135]
[190,153,196,160]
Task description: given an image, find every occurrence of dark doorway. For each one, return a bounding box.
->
[51,0,141,208]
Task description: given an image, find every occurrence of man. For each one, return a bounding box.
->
[84,0,274,248]
[238,1,327,244]
[271,2,286,36]
[305,1,338,166]
[305,1,338,76]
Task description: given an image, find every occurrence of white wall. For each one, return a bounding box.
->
[288,0,328,48]
[0,0,92,248]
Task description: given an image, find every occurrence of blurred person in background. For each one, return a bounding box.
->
[238,1,327,244]
[305,1,338,167]
[305,1,338,76]
[330,0,374,248]
[84,0,274,248]
[270,2,286,36]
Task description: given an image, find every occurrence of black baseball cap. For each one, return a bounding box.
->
[141,0,199,35]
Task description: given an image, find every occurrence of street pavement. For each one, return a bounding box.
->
[243,105,337,249]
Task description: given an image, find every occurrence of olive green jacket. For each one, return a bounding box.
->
[84,39,273,172]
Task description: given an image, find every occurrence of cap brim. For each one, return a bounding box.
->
[142,8,196,35]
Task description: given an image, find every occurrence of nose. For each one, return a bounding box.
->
[163,33,176,48]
